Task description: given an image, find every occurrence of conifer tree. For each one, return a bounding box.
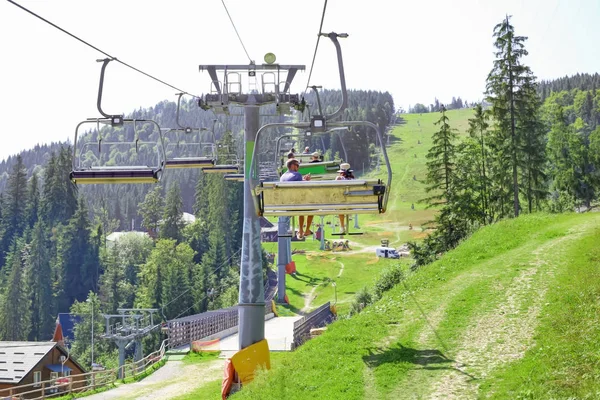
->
[0,242,30,340]
[0,155,28,262]
[26,221,54,340]
[138,186,164,236]
[24,173,40,230]
[486,15,537,217]
[160,183,185,242]
[467,104,491,222]
[424,105,457,206]
[56,198,99,311]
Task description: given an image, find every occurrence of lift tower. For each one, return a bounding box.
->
[198,59,305,350]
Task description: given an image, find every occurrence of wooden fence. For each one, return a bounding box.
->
[0,339,168,400]
[292,302,334,349]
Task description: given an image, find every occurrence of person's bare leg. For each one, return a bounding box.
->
[338,214,346,233]
[304,216,314,236]
[298,216,305,238]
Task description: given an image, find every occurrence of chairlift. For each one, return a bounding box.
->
[70,59,166,184]
[202,140,242,174]
[164,94,217,170]
[274,132,341,180]
[250,120,391,217]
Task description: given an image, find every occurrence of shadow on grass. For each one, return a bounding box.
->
[363,344,477,381]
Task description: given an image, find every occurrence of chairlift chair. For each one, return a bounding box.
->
[70,118,166,184]
[202,141,242,174]
[164,94,218,170]
[250,121,391,218]
[70,58,166,184]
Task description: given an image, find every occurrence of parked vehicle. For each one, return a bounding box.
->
[375,246,399,259]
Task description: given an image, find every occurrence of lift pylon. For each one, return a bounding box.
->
[198,56,305,356]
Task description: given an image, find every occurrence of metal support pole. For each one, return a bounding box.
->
[277,217,290,303]
[319,216,326,250]
[354,214,360,230]
[238,98,265,350]
[117,340,126,379]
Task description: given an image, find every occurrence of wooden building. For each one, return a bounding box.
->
[0,341,86,398]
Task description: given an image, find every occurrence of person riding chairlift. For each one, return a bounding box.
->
[280,158,313,239]
[303,146,311,154]
[335,162,355,234]
[309,152,321,163]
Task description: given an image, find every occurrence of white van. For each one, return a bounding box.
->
[375,247,400,259]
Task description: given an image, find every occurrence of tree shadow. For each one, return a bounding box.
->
[363,343,477,381]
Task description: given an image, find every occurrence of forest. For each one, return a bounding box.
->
[0,89,394,367]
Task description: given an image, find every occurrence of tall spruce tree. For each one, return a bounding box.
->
[161,183,185,242]
[424,105,457,206]
[0,155,28,263]
[139,186,164,236]
[56,198,99,311]
[0,242,30,340]
[486,15,541,217]
[467,104,491,222]
[26,221,54,340]
[24,173,40,230]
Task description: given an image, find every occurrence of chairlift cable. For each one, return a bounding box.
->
[160,248,242,319]
[220,0,253,63]
[6,0,199,97]
[304,0,328,96]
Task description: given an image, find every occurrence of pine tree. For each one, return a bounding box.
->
[0,242,30,340]
[56,198,99,311]
[486,15,536,217]
[518,81,547,212]
[138,186,164,236]
[26,221,54,340]
[424,105,457,207]
[24,173,40,230]
[467,104,491,222]
[0,154,28,263]
[160,183,185,242]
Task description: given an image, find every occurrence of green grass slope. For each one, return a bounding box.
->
[232,212,600,399]
[262,109,475,315]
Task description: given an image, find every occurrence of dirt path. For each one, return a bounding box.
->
[84,359,224,400]
[301,285,319,313]
[384,221,595,399]
[336,260,345,278]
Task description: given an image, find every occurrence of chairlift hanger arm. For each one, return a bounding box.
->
[96,58,124,125]
[332,128,349,161]
[319,33,349,121]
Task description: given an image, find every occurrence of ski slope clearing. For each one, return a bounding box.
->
[230,213,600,399]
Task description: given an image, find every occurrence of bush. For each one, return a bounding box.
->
[350,286,373,315]
[373,264,404,300]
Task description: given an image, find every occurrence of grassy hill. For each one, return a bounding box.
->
[262,108,475,315]
[233,212,600,399]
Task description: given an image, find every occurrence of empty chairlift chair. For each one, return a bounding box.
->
[70,118,166,184]
[202,142,242,174]
[164,94,217,170]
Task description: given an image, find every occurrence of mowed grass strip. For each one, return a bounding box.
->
[479,221,600,399]
[232,214,595,399]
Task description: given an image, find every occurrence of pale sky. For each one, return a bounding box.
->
[0,0,598,162]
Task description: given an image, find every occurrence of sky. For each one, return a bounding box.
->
[0,0,598,162]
